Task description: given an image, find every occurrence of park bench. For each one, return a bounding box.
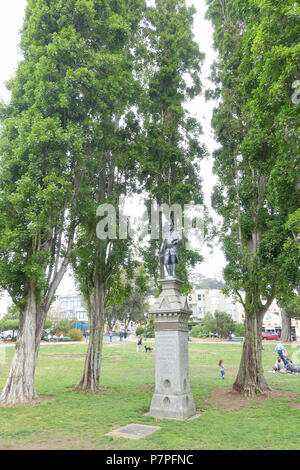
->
[230,336,244,342]
[48,336,73,342]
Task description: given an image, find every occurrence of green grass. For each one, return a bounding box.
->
[0,340,300,449]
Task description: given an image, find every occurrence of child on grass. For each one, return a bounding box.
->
[219,359,225,379]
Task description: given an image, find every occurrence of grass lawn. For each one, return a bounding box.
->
[0,340,300,450]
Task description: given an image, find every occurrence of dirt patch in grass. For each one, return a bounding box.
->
[140,385,155,392]
[0,431,103,450]
[66,387,112,393]
[287,402,300,410]
[43,354,85,358]
[0,395,55,408]
[204,387,300,411]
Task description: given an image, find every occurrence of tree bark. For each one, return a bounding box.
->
[0,241,72,407]
[0,284,39,406]
[73,282,106,392]
[280,308,291,342]
[233,309,272,397]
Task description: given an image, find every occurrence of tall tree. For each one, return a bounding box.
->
[206,0,300,396]
[0,0,101,405]
[138,0,205,291]
[0,0,144,405]
[71,0,146,392]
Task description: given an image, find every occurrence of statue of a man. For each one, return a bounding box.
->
[159,222,182,278]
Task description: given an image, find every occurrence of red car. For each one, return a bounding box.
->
[261,332,280,340]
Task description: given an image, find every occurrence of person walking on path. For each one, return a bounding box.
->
[137,337,142,352]
[219,359,225,379]
[119,331,123,342]
[274,343,288,365]
[85,330,89,343]
[109,330,113,343]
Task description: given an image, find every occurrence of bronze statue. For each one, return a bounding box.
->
[159,222,182,278]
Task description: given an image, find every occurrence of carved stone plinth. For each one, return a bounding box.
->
[148,278,196,420]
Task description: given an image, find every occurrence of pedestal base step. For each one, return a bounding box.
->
[149,392,196,420]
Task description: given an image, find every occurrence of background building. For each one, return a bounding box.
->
[49,292,88,324]
[188,289,300,337]
[188,288,244,323]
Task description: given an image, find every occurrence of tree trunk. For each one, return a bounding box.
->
[280,308,291,342]
[0,284,39,406]
[233,309,272,397]
[73,283,106,392]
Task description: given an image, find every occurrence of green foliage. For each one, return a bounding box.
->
[206,0,300,308]
[135,326,144,337]
[105,267,150,328]
[201,312,217,334]
[206,0,300,390]
[145,315,154,338]
[234,323,245,337]
[214,311,236,338]
[0,318,19,332]
[0,0,93,307]
[6,304,20,320]
[44,318,52,330]
[138,0,205,289]
[68,328,83,341]
[280,296,300,319]
[190,324,209,338]
[70,0,146,311]
[190,311,237,338]
[55,319,73,335]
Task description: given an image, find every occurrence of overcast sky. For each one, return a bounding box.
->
[0,0,226,308]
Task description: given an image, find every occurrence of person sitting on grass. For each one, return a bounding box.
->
[272,357,285,372]
[285,356,300,374]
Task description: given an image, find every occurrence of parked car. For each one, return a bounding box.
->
[209,332,219,338]
[0,330,17,340]
[0,330,13,339]
[261,332,279,340]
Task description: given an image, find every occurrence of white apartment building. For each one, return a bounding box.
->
[49,292,89,323]
[188,289,300,336]
[188,288,244,323]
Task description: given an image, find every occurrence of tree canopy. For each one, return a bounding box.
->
[206,0,300,396]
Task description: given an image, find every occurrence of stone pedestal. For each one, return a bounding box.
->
[149,278,196,420]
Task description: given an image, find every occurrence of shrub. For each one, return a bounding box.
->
[146,316,155,338]
[190,325,209,338]
[234,323,245,337]
[68,328,83,341]
[214,311,236,338]
[135,326,144,337]
[201,312,217,334]
[55,319,72,335]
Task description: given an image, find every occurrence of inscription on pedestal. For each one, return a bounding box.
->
[158,338,176,362]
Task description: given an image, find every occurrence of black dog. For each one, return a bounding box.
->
[144,345,153,353]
